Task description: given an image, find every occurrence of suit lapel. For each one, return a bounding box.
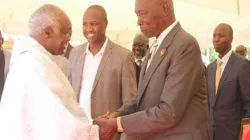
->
[209,61,217,107]
[138,50,151,87]
[75,45,87,101]
[91,39,113,95]
[138,23,181,102]
[214,52,235,106]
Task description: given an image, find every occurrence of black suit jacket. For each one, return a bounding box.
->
[135,62,141,87]
[206,52,250,140]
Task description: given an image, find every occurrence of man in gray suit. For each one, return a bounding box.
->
[68,4,136,129]
[93,0,209,140]
[206,23,250,140]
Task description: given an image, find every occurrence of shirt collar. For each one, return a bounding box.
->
[156,21,178,46]
[86,37,108,56]
[135,56,145,62]
[217,50,232,65]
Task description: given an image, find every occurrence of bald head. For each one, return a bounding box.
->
[29,4,71,36]
[132,33,149,59]
[135,0,176,38]
[133,33,149,45]
[235,45,247,58]
[84,5,107,21]
[216,23,233,38]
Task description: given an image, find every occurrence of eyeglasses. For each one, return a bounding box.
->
[133,43,147,48]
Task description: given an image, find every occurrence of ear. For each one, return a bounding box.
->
[104,20,108,28]
[162,3,169,16]
[44,26,53,39]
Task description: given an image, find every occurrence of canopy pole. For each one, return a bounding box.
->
[237,0,240,16]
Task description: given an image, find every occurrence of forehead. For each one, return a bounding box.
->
[83,9,104,21]
[58,14,71,30]
[214,25,230,35]
[135,0,155,12]
[236,46,245,51]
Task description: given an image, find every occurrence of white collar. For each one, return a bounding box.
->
[135,56,145,62]
[156,21,178,46]
[86,37,108,56]
[217,50,232,65]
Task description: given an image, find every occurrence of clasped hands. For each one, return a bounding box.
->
[93,111,121,140]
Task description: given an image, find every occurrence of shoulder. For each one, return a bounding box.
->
[70,43,87,54]
[177,28,199,48]
[108,40,133,57]
[207,60,216,70]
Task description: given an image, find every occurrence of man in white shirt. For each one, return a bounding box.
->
[132,33,149,86]
[0,30,11,100]
[0,4,99,140]
[68,5,137,140]
[206,23,250,140]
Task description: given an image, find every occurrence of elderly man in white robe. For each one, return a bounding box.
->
[0,4,100,140]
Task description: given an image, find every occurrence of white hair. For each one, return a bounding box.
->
[28,4,64,35]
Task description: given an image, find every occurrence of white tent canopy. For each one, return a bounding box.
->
[0,0,250,49]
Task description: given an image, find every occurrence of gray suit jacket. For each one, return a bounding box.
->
[206,52,250,140]
[68,39,137,119]
[118,23,210,140]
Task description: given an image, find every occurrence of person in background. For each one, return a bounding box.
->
[0,30,11,100]
[132,33,149,86]
[235,45,247,58]
[206,23,250,140]
[0,4,99,140]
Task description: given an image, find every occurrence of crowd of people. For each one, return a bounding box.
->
[0,0,250,140]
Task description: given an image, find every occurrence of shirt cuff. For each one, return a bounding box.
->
[117,117,124,132]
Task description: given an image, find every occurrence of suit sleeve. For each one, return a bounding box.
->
[118,52,137,115]
[120,38,204,139]
[239,59,250,117]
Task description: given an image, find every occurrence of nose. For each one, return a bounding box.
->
[137,17,143,26]
[85,24,93,32]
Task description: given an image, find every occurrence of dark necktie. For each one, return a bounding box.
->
[138,59,143,67]
[0,50,5,100]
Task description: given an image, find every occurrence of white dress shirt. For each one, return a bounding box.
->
[155,21,178,52]
[135,57,145,66]
[217,50,232,75]
[79,37,108,121]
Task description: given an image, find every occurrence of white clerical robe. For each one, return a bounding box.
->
[0,36,99,140]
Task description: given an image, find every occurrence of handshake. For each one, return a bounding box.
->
[93,111,122,140]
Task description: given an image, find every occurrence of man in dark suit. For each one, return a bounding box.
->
[132,33,149,86]
[93,0,209,140]
[206,23,250,140]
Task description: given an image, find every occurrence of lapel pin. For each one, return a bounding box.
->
[160,48,167,56]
